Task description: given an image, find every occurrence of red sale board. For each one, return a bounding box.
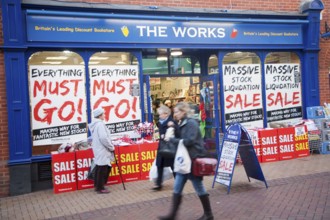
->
[51,151,77,194]
[76,148,94,190]
[259,128,279,162]
[294,125,310,158]
[139,142,158,180]
[277,127,295,160]
[118,144,141,182]
[107,146,121,185]
[247,129,262,162]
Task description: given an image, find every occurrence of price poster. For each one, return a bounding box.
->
[215,141,239,186]
[213,123,268,193]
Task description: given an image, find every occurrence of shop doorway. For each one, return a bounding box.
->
[144,74,220,155]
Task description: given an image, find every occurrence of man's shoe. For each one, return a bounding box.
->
[97,189,110,194]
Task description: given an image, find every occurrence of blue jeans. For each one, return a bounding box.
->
[173,172,207,196]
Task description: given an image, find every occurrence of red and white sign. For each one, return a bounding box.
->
[89,65,141,139]
[139,142,158,180]
[265,64,302,125]
[222,64,263,129]
[76,148,94,190]
[29,65,87,146]
[277,127,295,160]
[247,129,262,162]
[259,128,279,162]
[51,151,77,194]
[294,125,310,158]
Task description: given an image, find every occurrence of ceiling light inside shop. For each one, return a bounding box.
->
[42,61,62,64]
[90,57,109,60]
[46,56,68,60]
[116,61,126,65]
[157,56,168,61]
[121,54,127,61]
[171,50,182,56]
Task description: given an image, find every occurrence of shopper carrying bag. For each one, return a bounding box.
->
[149,158,173,183]
[159,102,214,220]
[152,105,178,191]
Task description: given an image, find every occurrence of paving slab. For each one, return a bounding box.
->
[0,154,329,220]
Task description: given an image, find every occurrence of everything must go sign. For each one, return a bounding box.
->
[29,65,87,146]
[89,65,141,139]
[29,64,142,146]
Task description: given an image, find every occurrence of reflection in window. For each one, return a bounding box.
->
[142,49,200,75]
[208,54,218,75]
[223,52,260,64]
[221,51,264,129]
[264,52,302,125]
[29,51,83,66]
[265,52,299,64]
[88,52,141,140]
[89,52,138,65]
[28,51,85,156]
[142,56,169,75]
[170,56,200,74]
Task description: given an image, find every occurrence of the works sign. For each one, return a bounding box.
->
[26,10,303,45]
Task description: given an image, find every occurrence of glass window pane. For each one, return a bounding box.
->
[89,52,141,139]
[28,51,86,156]
[208,54,218,75]
[265,52,302,126]
[170,56,200,74]
[222,52,263,129]
[223,51,260,64]
[142,57,169,75]
[89,52,137,65]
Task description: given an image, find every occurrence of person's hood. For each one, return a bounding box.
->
[88,119,103,133]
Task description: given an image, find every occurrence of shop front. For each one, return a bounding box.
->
[1,0,324,195]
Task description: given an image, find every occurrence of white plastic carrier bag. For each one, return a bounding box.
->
[174,139,191,174]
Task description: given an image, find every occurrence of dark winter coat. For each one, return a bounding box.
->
[156,116,177,167]
[170,117,207,160]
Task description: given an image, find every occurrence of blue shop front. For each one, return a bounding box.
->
[1,0,324,195]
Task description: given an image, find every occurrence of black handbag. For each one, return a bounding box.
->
[87,159,96,180]
[158,139,177,158]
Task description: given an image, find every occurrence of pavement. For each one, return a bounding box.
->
[1,154,330,220]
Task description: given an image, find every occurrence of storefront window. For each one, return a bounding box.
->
[143,48,168,75]
[222,52,263,129]
[208,54,218,75]
[170,56,200,74]
[265,52,302,126]
[89,52,138,66]
[28,51,86,155]
[142,56,169,75]
[89,52,141,139]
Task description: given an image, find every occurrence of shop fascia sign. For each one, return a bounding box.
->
[26,10,303,45]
